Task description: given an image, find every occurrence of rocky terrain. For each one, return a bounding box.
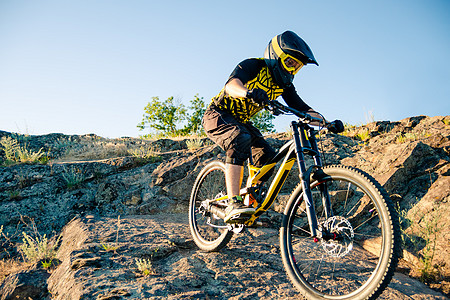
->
[0,115,449,299]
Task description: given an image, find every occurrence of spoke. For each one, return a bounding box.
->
[299,252,324,274]
[345,195,364,218]
[312,254,325,283]
[296,204,307,215]
[353,232,380,239]
[331,260,337,295]
[353,212,379,232]
[198,189,207,201]
[294,241,323,258]
[291,237,308,248]
[343,181,352,212]
[291,236,318,254]
[342,252,370,279]
[201,183,215,199]
[292,224,311,236]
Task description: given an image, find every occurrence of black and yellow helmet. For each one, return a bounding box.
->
[264,31,318,87]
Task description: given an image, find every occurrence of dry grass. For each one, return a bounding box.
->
[185,138,203,150]
[0,225,30,281]
[396,130,432,143]
[61,166,86,189]
[398,202,447,284]
[128,146,159,160]
[0,259,26,281]
[19,232,60,263]
[0,136,47,165]
[0,217,61,283]
[52,136,166,163]
[59,140,129,161]
[2,133,207,164]
[135,258,155,276]
[355,129,371,141]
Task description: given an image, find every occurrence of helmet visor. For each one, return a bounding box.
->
[270,36,304,75]
[280,55,304,75]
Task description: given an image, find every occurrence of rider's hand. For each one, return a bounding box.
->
[328,120,345,133]
[246,89,269,106]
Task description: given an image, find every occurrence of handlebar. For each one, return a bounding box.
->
[266,99,328,126]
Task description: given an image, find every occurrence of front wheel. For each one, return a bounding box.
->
[280,165,401,300]
[189,160,233,252]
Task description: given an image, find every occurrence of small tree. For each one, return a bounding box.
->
[184,94,206,135]
[251,110,276,134]
[137,96,187,137]
[137,94,276,138]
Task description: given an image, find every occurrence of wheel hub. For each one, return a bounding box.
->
[320,216,354,258]
[200,192,227,220]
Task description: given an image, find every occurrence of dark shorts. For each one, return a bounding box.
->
[202,106,276,166]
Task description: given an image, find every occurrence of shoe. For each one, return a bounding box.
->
[224,195,255,224]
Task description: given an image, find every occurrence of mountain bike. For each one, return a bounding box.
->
[188,99,401,300]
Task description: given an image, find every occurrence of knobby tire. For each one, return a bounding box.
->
[189,160,233,252]
[280,165,401,300]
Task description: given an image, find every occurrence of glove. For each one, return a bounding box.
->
[246,89,269,106]
[328,120,345,133]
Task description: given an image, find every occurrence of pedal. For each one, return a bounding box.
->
[247,221,263,228]
[225,213,251,224]
[229,223,245,233]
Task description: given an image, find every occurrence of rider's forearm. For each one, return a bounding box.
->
[225,78,248,98]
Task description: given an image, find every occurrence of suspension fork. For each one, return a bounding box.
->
[308,127,333,219]
[291,121,320,238]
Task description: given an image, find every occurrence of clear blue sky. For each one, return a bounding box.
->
[1,0,449,138]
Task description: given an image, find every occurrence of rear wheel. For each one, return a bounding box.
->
[189,160,233,252]
[280,165,401,300]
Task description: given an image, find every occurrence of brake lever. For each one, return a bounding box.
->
[266,100,284,116]
[268,104,283,116]
[267,100,325,125]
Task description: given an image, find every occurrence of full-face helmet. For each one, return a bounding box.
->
[264,31,318,87]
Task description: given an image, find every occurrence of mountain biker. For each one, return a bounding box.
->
[202,30,344,223]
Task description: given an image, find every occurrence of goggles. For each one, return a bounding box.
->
[281,55,304,74]
[271,36,304,75]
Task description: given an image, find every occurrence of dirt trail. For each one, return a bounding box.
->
[42,213,449,299]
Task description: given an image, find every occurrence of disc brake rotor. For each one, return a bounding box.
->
[321,216,355,258]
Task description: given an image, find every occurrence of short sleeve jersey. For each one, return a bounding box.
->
[211,58,311,123]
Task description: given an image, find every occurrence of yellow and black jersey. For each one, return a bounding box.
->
[211,58,311,123]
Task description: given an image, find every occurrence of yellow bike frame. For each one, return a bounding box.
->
[244,141,298,226]
[208,121,325,236]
